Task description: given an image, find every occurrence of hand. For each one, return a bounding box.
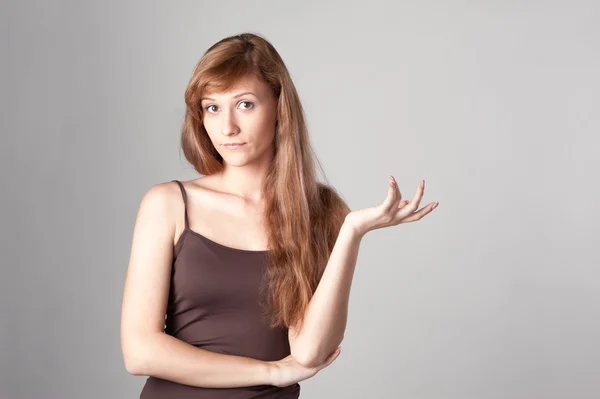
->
[268,347,342,387]
[344,176,438,237]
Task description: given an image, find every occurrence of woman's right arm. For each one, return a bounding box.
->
[119,182,274,388]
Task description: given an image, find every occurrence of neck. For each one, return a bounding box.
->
[218,161,271,204]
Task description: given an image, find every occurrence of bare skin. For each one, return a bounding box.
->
[172,176,269,252]
[121,72,438,388]
[120,177,342,388]
[345,176,439,237]
[286,175,438,367]
[268,347,342,387]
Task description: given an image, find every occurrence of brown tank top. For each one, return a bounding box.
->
[139,180,300,398]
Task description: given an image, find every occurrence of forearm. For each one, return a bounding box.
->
[125,332,273,388]
[290,219,362,366]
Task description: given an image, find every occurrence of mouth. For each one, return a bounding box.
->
[222,143,246,149]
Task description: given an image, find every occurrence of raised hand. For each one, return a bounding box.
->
[268,347,341,387]
[344,176,438,237]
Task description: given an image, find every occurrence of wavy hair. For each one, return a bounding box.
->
[180,32,351,330]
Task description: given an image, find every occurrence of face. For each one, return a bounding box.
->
[200,74,278,168]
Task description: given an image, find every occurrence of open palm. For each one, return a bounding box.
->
[345,176,438,237]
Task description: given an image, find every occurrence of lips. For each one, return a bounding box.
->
[223,143,246,149]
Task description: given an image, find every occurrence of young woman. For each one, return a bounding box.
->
[120,32,438,398]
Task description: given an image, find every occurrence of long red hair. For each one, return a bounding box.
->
[180,32,350,330]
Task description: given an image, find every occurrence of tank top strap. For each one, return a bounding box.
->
[171,180,189,230]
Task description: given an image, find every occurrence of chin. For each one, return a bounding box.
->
[222,157,253,167]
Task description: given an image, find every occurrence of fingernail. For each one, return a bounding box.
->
[420,180,425,189]
[432,202,438,210]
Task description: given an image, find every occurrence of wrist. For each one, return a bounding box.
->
[264,361,280,386]
[342,214,367,239]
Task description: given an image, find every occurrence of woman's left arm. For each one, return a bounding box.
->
[287,220,362,368]
[288,177,439,368]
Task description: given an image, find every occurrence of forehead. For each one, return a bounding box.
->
[202,74,270,100]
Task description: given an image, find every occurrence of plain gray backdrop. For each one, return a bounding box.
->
[2,0,599,398]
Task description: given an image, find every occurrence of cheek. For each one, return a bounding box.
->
[202,118,212,132]
[254,124,276,147]
[202,121,218,141]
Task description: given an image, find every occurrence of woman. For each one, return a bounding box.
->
[120,32,438,398]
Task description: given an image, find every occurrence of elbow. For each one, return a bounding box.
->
[290,339,319,368]
[121,335,151,376]
[123,349,147,376]
[124,361,138,376]
[291,335,345,369]
[123,355,144,376]
[291,342,332,369]
[292,348,321,369]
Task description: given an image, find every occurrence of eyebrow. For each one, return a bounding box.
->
[200,91,257,102]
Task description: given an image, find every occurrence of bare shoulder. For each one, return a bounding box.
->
[138,179,207,246]
[121,180,185,369]
[135,181,181,224]
[186,174,224,197]
[183,175,242,210]
[139,180,180,209]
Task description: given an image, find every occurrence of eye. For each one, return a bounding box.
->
[239,101,254,110]
[204,104,218,113]
[203,101,254,114]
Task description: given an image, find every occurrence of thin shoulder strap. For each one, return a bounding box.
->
[171,180,189,230]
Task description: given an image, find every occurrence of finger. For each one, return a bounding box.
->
[412,179,425,209]
[397,200,410,209]
[322,347,341,367]
[382,176,401,212]
[393,180,425,220]
[399,202,438,223]
[316,347,341,370]
[381,176,398,212]
[405,180,426,213]
[388,176,402,211]
[392,175,402,203]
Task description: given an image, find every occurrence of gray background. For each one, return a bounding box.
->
[2,0,599,398]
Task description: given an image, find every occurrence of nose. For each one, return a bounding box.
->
[220,108,240,137]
